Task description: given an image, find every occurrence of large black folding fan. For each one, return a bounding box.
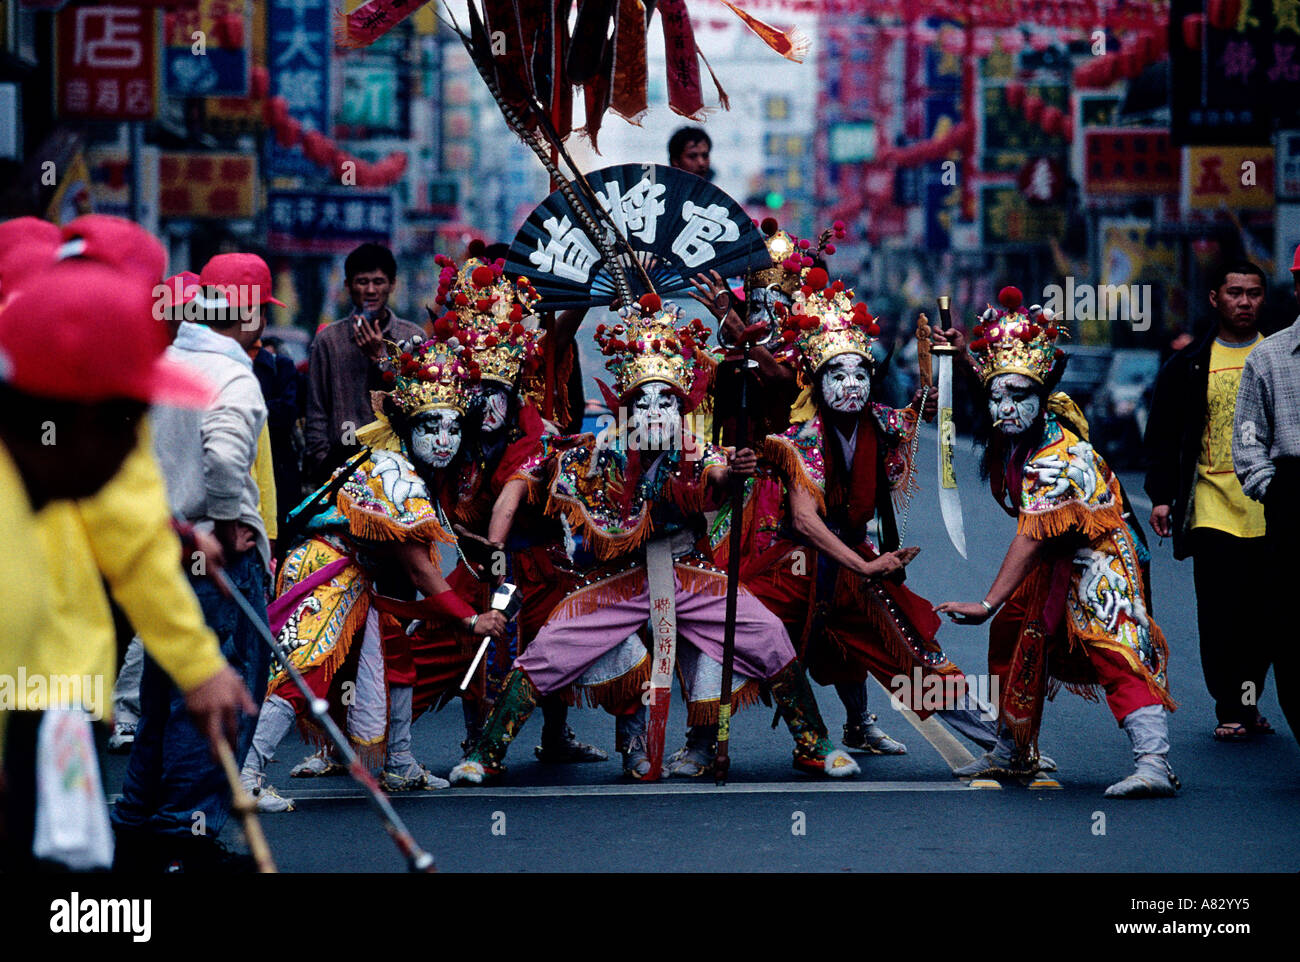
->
[506,164,768,311]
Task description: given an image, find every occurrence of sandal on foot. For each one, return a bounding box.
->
[1245,715,1275,735]
[1213,722,1248,741]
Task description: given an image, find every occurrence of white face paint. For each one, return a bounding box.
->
[819,354,871,413]
[988,373,1042,436]
[628,381,682,451]
[474,383,511,433]
[409,408,463,469]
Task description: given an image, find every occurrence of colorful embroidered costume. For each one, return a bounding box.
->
[266,449,471,763]
[450,294,859,784]
[988,409,1175,754]
[711,405,964,697]
[951,284,1178,797]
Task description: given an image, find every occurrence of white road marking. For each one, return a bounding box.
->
[168,780,979,803]
[875,678,978,773]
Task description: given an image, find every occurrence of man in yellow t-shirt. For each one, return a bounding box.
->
[1145,261,1274,740]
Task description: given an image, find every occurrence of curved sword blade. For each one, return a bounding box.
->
[937,353,968,559]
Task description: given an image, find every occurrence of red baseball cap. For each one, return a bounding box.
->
[58,214,168,285]
[160,270,201,309]
[0,217,61,301]
[0,259,213,407]
[196,252,286,310]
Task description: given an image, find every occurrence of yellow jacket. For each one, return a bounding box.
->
[252,422,278,542]
[0,443,51,735]
[11,422,228,718]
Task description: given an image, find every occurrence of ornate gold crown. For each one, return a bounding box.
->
[381,334,474,416]
[779,267,881,375]
[594,293,710,398]
[747,217,847,296]
[968,286,1066,385]
[432,255,543,387]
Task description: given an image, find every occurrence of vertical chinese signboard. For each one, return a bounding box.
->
[1170,0,1300,144]
[267,0,332,178]
[56,4,159,120]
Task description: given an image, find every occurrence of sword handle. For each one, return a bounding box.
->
[932,296,959,355]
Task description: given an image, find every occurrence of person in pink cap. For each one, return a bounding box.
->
[111,249,287,870]
[0,215,257,872]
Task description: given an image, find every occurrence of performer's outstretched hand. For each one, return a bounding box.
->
[863,545,920,578]
[934,601,991,625]
[687,269,732,321]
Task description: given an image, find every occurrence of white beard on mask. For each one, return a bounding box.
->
[628,381,682,452]
[819,354,871,413]
[409,408,463,469]
[987,373,1042,436]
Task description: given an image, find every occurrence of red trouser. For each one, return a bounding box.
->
[990,586,1161,726]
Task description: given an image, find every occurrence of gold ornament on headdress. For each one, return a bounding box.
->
[384,337,473,416]
[433,255,544,388]
[780,266,881,375]
[967,286,1066,386]
[747,217,847,297]
[594,294,710,398]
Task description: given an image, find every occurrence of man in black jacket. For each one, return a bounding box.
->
[1144,261,1274,741]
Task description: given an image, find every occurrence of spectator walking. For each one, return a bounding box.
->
[1232,247,1300,746]
[1145,261,1273,741]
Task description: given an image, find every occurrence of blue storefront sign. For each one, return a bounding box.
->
[267,189,394,254]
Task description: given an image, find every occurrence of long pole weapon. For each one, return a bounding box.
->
[715,319,769,784]
[214,569,437,873]
[214,738,277,873]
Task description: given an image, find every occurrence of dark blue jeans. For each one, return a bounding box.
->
[111,550,269,840]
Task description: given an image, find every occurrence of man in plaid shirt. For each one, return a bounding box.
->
[1233,247,1300,746]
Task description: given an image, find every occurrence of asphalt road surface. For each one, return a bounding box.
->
[101,423,1300,872]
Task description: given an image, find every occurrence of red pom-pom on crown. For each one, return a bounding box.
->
[998,286,1023,310]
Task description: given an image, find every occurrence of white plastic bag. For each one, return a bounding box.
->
[32,709,114,870]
